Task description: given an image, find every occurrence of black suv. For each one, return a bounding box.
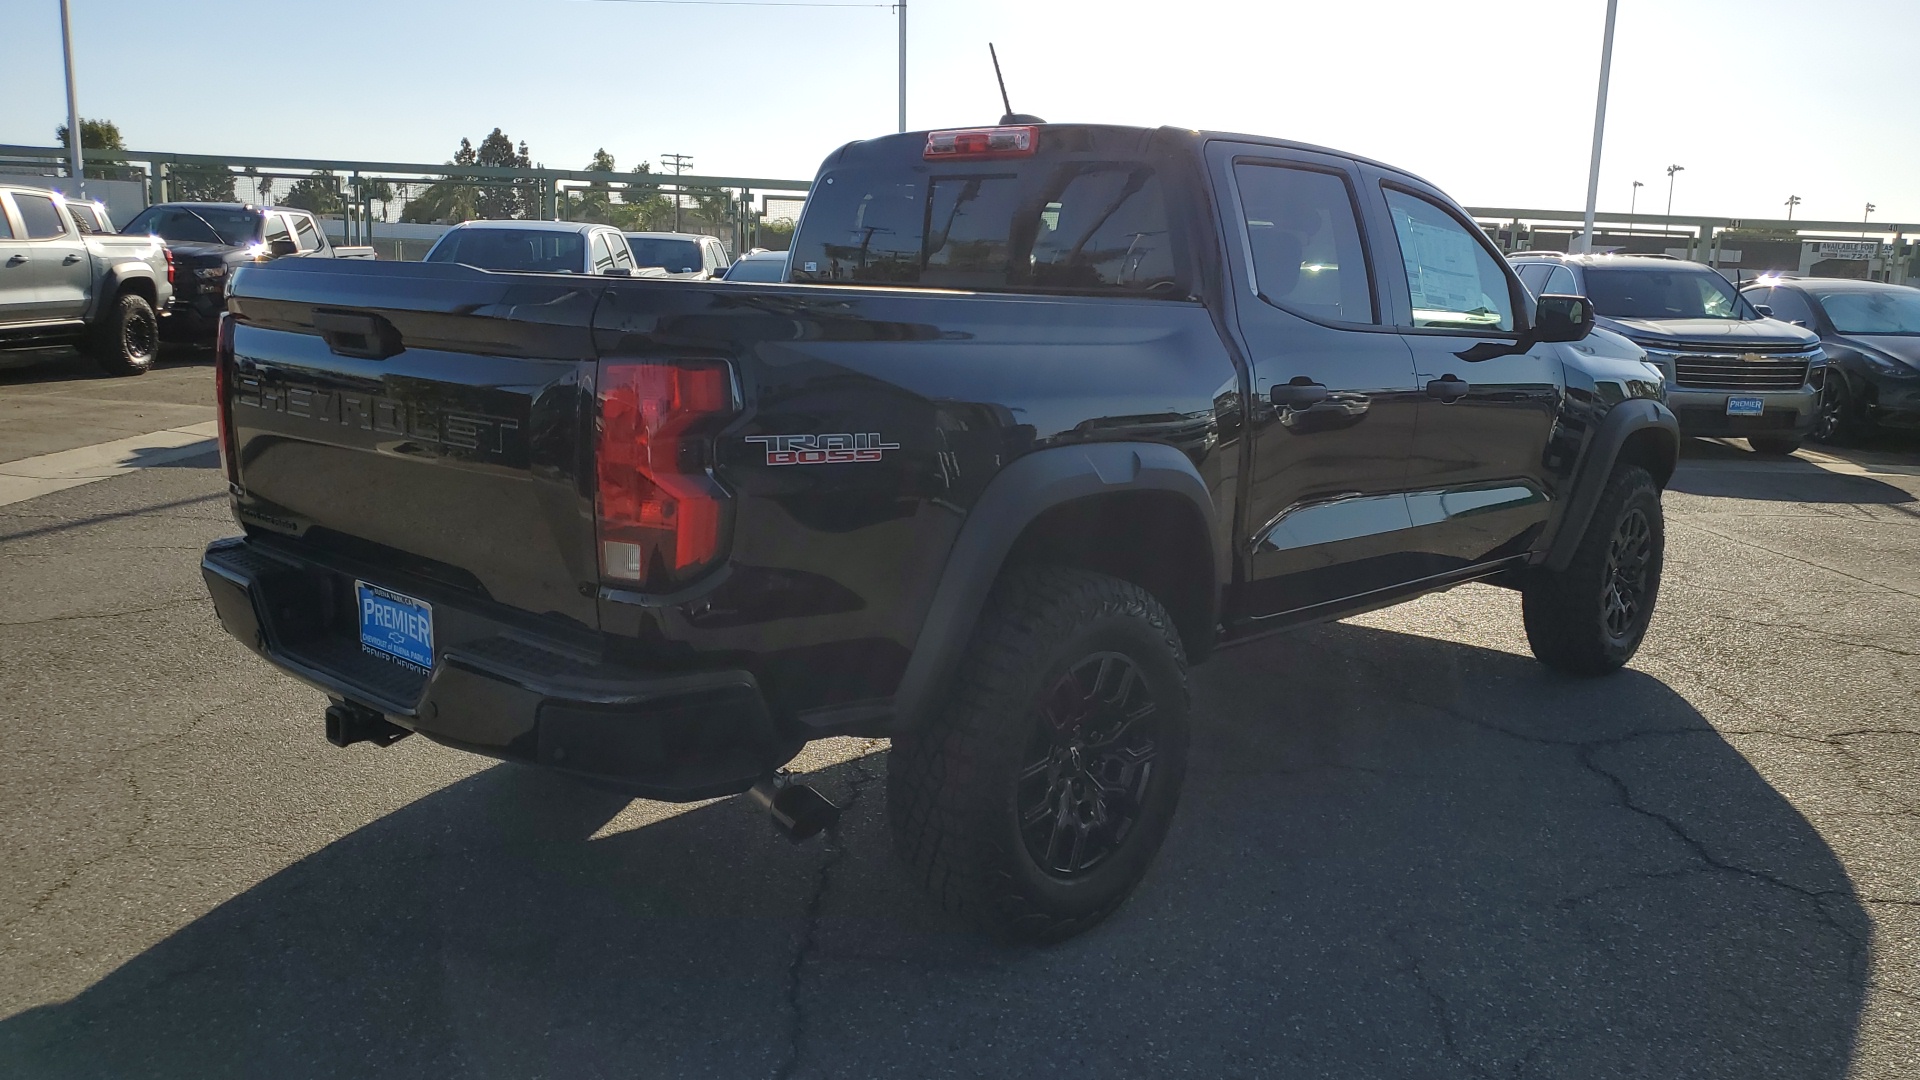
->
[1738,277,1920,442]
[1511,253,1825,454]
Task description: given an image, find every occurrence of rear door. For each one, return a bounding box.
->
[9,190,91,320]
[1207,142,1424,623]
[0,194,31,325]
[1365,170,1563,574]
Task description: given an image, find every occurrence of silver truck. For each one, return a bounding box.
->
[0,185,175,376]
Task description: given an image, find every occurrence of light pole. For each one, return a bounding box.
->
[1665,164,1684,217]
[895,0,906,133]
[1785,195,1801,221]
[1576,0,1619,255]
[58,0,83,196]
[1627,180,1643,238]
[1863,202,1876,239]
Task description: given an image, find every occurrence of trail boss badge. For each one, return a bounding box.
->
[745,432,901,466]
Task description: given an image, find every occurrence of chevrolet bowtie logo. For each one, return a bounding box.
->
[1741,353,1767,363]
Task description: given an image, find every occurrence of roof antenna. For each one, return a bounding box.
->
[990,43,1045,125]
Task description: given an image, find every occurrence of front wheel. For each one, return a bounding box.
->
[1811,373,1871,445]
[89,292,159,376]
[887,565,1190,942]
[1522,464,1664,676]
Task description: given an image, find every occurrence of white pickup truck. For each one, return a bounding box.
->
[0,185,175,376]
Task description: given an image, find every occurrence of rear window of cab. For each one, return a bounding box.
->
[788,161,1179,296]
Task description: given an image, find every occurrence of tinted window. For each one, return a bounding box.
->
[68,203,109,234]
[590,232,615,272]
[1544,265,1578,295]
[629,237,702,273]
[263,214,292,246]
[1233,163,1373,323]
[125,206,261,246]
[708,241,728,270]
[294,217,324,252]
[1760,287,1813,326]
[426,228,588,273]
[790,162,1176,294]
[14,193,68,239]
[1382,188,1514,331]
[724,254,787,282]
[608,234,633,269]
[0,201,13,239]
[1513,262,1553,294]
[1813,288,1920,335]
[1585,267,1743,320]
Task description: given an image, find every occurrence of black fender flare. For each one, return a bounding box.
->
[889,441,1223,732]
[1542,398,1679,572]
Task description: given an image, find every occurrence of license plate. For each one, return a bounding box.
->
[356,581,434,671]
[1726,396,1765,416]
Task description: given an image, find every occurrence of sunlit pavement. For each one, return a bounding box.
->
[2,355,1916,1079]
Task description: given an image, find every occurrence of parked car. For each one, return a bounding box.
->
[722,248,788,282]
[123,202,374,345]
[0,184,175,375]
[205,122,1676,941]
[1738,277,1920,442]
[1510,253,1824,454]
[424,220,644,277]
[622,231,730,278]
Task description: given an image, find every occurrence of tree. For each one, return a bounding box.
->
[573,148,620,224]
[168,162,237,202]
[361,179,395,221]
[282,170,342,215]
[474,128,533,220]
[54,117,135,180]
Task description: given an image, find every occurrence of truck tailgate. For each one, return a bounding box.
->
[223,260,601,630]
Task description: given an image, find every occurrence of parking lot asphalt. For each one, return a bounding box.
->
[1,352,1916,1079]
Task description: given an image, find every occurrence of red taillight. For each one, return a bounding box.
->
[594,360,736,589]
[163,247,176,285]
[924,125,1038,160]
[214,313,238,486]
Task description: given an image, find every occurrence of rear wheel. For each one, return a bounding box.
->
[1748,435,1802,456]
[89,292,159,377]
[1522,464,1664,676]
[887,565,1190,942]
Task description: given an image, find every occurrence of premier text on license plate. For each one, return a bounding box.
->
[357,581,434,672]
[1726,396,1765,416]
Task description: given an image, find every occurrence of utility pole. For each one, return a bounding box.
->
[662,153,692,232]
[896,0,907,133]
[58,0,83,196]
[1576,0,1618,255]
[1665,164,1684,217]
[1785,195,1800,221]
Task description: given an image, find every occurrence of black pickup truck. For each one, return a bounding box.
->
[203,122,1678,940]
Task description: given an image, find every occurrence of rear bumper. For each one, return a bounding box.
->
[1669,386,1817,439]
[201,536,790,801]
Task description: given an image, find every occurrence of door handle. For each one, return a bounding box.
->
[63,253,83,265]
[1272,378,1329,410]
[1426,375,1470,403]
[4,255,25,266]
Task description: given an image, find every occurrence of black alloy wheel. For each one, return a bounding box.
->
[1601,507,1653,642]
[1018,652,1161,878]
[1812,374,1852,444]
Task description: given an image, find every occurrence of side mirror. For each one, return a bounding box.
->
[1753,304,1774,318]
[267,238,298,258]
[1532,294,1595,343]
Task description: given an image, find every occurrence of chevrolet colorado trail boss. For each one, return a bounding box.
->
[0,184,174,375]
[202,123,1679,941]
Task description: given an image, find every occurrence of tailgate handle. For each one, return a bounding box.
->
[312,309,403,360]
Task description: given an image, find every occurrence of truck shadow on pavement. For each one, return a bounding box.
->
[0,623,1867,1079]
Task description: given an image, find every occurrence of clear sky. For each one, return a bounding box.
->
[6,0,1915,225]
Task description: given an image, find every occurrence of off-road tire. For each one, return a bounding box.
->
[1748,436,1802,456]
[89,292,159,376]
[887,565,1190,943]
[1522,464,1663,676]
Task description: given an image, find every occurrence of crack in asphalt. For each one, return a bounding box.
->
[0,597,204,627]
[1385,924,1498,1080]
[1,768,159,935]
[1670,519,1920,601]
[1702,610,1920,658]
[774,741,885,1080]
